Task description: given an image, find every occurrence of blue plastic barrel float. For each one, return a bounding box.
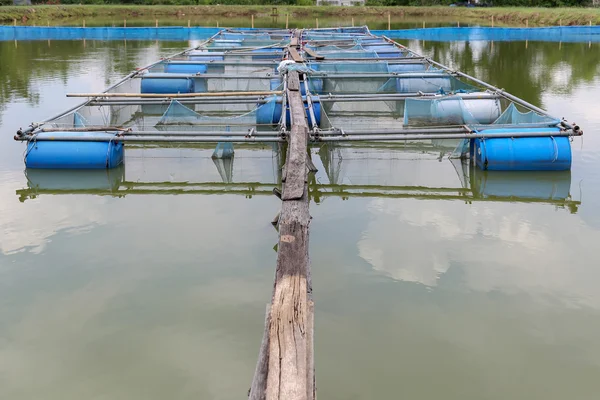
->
[255,96,321,127]
[187,51,225,62]
[395,73,453,93]
[141,74,196,94]
[473,128,571,171]
[164,62,208,74]
[25,132,124,169]
[403,95,502,125]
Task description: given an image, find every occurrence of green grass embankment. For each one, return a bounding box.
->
[1,5,599,26]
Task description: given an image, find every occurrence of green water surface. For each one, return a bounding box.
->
[1,35,600,399]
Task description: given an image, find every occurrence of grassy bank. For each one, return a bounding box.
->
[1,5,599,26]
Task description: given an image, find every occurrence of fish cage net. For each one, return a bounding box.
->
[155,99,281,133]
[43,96,283,134]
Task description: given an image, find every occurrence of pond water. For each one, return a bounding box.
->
[1,35,600,399]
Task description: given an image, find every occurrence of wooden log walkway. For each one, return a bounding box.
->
[249,29,315,400]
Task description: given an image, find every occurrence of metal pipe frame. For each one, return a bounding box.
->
[18,31,223,136]
[88,92,501,106]
[136,72,454,80]
[159,59,428,67]
[18,135,284,143]
[35,127,469,137]
[17,129,581,144]
[316,131,581,142]
[381,35,576,130]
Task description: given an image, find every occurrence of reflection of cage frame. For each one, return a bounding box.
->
[17,143,579,213]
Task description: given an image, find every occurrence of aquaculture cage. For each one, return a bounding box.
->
[15,26,581,172]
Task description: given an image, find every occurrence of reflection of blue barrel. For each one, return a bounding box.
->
[25,165,125,191]
[25,132,124,169]
[471,169,571,200]
[141,75,195,94]
[164,62,207,74]
[474,128,572,171]
[256,96,321,126]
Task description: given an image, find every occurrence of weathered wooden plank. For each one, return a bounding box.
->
[266,186,311,400]
[248,304,271,400]
[287,70,300,92]
[282,126,307,201]
[251,29,314,400]
[288,46,304,63]
[290,37,299,47]
[303,47,325,60]
[282,72,308,201]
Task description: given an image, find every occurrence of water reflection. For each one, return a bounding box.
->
[2,38,600,400]
[16,144,580,213]
[403,40,600,107]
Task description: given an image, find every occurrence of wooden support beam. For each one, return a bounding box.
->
[282,124,307,200]
[249,35,315,400]
[303,47,325,60]
[288,46,304,63]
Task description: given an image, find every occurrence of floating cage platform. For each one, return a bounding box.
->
[14,26,582,172]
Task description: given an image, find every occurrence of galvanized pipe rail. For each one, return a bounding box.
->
[87,92,501,106]
[20,126,582,143]
[159,59,428,66]
[16,31,222,137]
[381,35,577,131]
[131,72,454,80]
